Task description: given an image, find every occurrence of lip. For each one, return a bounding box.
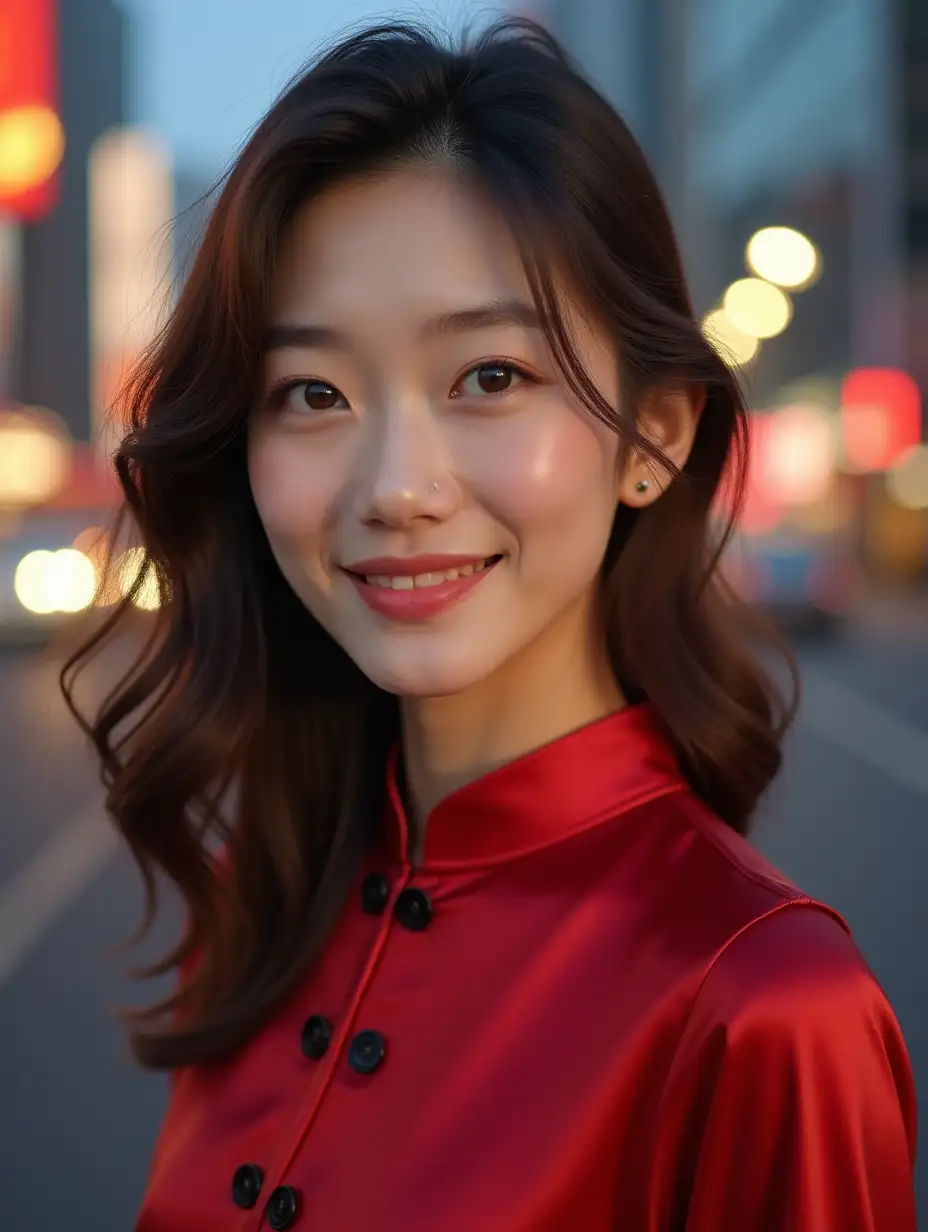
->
[344,555,501,622]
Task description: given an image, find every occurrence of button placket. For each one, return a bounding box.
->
[244,865,424,1226]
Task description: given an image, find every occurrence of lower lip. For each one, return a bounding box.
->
[347,562,498,621]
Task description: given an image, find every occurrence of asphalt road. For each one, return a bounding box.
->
[1,613,927,1229]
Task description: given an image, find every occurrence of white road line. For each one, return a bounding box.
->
[799,665,928,799]
[0,799,118,987]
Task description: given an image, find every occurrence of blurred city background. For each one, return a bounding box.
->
[1,0,926,1225]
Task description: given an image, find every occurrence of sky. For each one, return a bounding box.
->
[116,0,512,177]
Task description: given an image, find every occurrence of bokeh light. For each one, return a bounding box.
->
[115,546,161,611]
[0,105,65,194]
[886,444,928,511]
[0,412,70,506]
[702,308,760,366]
[14,548,96,614]
[746,226,821,290]
[723,278,793,339]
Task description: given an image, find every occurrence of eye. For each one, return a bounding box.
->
[267,378,349,415]
[452,361,532,399]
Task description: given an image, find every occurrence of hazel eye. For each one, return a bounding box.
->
[455,362,528,398]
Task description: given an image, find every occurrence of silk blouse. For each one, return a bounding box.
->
[136,703,918,1230]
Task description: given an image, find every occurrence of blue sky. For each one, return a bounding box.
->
[116,0,511,176]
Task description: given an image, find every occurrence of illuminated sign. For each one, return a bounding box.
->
[0,0,62,220]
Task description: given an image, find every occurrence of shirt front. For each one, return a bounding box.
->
[136,704,918,1231]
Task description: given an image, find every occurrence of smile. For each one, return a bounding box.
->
[343,554,503,621]
[362,557,496,589]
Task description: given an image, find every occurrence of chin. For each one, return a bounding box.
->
[350,640,504,700]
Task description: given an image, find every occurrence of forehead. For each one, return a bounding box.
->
[269,165,532,319]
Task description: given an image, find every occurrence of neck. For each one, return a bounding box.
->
[399,594,624,859]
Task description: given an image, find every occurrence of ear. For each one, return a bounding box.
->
[619,385,705,507]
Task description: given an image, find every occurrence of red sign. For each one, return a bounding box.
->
[0,0,61,220]
[840,368,922,471]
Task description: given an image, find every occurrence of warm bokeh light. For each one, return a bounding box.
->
[723,278,793,339]
[761,405,836,506]
[840,367,922,471]
[115,546,161,610]
[702,309,760,366]
[0,412,70,506]
[746,226,821,290]
[0,105,65,194]
[886,444,928,511]
[14,548,96,614]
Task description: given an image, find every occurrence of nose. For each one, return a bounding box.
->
[355,402,459,527]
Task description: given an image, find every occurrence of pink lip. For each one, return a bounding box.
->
[345,556,500,622]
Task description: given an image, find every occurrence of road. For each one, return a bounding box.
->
[1,613,927,1228]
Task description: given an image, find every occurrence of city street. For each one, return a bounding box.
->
[1,614,927,1228]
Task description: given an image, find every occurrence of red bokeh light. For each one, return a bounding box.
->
[0,0,60,221]
[840,367,922,471]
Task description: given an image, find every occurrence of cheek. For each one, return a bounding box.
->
[457,406,618,531]
[247,432,340,542]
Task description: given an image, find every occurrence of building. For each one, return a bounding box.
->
[14,0,127,442]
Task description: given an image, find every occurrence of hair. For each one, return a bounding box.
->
[62,17,797,1070]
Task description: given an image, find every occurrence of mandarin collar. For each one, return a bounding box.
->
[382,703,686,869]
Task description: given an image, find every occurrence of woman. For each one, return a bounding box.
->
[63,18,917,1231]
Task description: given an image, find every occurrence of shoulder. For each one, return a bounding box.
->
[673,901,913,1098]
[693,901,886,1037]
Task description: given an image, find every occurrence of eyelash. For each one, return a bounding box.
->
[264,359,538,415]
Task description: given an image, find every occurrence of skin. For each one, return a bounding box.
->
[248,164,699,860]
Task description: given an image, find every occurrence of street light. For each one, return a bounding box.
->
[746,226,821,291]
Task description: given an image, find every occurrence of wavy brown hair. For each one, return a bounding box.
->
[62,17,797,1070]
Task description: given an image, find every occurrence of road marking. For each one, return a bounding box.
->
[799,665,928,798]
[0,798,118,987]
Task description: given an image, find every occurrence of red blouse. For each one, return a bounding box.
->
[136,704,917,1230]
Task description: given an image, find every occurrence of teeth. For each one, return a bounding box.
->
[364,558,495,588]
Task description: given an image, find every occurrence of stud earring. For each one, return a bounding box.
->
[635,479,649,493]
[430,481,440,492]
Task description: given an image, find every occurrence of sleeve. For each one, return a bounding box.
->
[655,902,918,1231]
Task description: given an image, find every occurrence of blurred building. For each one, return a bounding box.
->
[14,0,127,442]
[549,0,686,211]
[554,0,928,584]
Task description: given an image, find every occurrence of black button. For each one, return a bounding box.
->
[394,886,433,931]
[231,1162,263,1210]
[300,1013,332,1060]
[348,1028,386,1074]
[361,872,390,914]
[265,1184,300,1230]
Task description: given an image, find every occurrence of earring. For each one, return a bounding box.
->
[635,479,649,493]
[430,481,440,492]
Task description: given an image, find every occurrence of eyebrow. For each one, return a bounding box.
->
[260,299,541,353]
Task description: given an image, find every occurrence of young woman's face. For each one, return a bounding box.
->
[248,165,623,697]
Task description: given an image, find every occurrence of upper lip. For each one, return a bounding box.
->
[343,553,496,576]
